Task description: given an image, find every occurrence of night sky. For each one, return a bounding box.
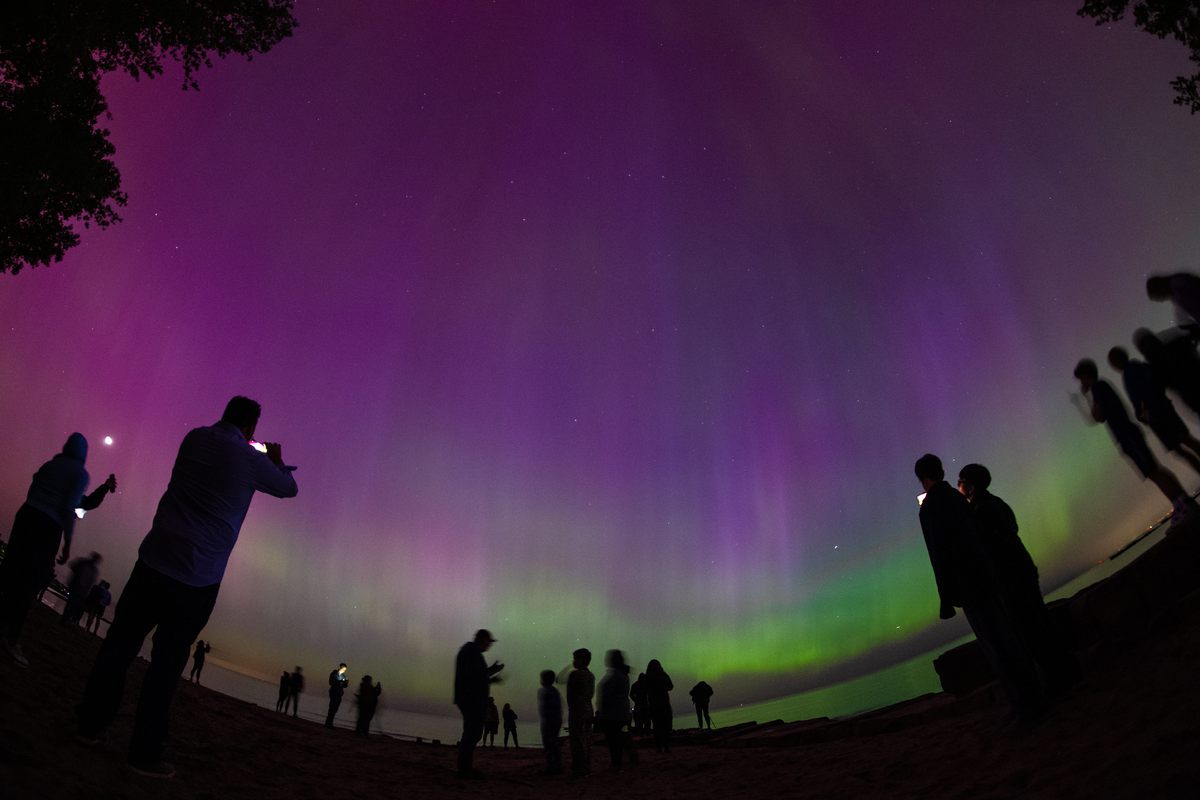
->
[3,1,1199,715]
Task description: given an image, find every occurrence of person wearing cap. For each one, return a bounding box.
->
[0,433,116,667]
[453,629,504,778]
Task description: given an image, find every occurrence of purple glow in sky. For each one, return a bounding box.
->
[3,2,1200,716]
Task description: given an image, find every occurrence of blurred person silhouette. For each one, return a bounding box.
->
[484,696,500,746]
[1146,272,1200,327]
[63,552,103,626]
[596,649,636,771]
[538,669,563,775]
[630,672,648,735]
[567,647,595,778]
[286,666,305,717]
[957,464,1082,697]
[453,628,504,779]
[1073,359,1197,522]
[1133,327,1200,417]
[354,675,382,736]
[0,434,116,667]
[326,663,349,728]
[188,640,211,684]
[915,453,1045,723]
[276,670,290,712]
[643,659,674,753]
[83,580,111,634]
[501,702,518,747]
[689,680,714,730]
[76,396,298,779]
[1109,346,1200,475]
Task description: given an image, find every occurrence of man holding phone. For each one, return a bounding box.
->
[76,396,298,778]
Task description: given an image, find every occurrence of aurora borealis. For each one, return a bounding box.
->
[3,2,1200,717]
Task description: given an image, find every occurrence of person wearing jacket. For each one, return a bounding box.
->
[0,433,116,666]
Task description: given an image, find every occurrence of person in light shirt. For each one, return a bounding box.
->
[76,396,297,779]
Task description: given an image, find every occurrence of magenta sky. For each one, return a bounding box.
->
[3,2,1199,715]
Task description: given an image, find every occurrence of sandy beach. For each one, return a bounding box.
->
[3,526,1200,799]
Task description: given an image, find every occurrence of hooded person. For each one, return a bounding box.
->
[0,433,116,666]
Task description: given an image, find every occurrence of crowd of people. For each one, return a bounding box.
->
[2,272,1198,781]
[451,630,703,780]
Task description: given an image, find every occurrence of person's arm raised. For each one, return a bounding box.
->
[254,442,298,498]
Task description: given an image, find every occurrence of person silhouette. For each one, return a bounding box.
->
[1133,327,1200,417]
[1073,359,1197,522]
[630,672,648,735]
[453,628,504,778]
[188,640,211,684]
[76,397,297,778]
[596,649,635,771]
[643,659,674,753]
[501,702,518,748]
[483,697,500,746]
[0,434,116,667]
[83,580,112,635]
[915,453,1044,723]
[567,648,595,777]
[286,666,304,717]
[326,663,349,728]
[63,552,103,626]
[276,670,290,712]
[1146,272,1200,326]
[689,680,714,729]
[538,669,563,775]
[354,675,382,736]
[957,464,1082,697]
[1109,346,1200,475]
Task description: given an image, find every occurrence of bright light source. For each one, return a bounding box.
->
[75,508,86,519]
[103,436,113,446]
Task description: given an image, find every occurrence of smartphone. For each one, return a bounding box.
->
[916,492,927,507]
[249,440,268,454]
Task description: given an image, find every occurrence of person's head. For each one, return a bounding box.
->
[99,580,109,589]
[474,628,497,652]
[487,696,496,705]
[1073,358,1098,391]
[573,648,592,669]
[540,669,556,687]
[1146,275,1172,301]
[913,453,944,490]
[338,662,347,674]
[503,703,511,710]
[1133,328,1164,361]
[361,674,372,685]
[89,551,102,564]
[957,463,991,502]
[62,432,88,463]
[646,658,663,674]
[1108,346,1130,371]
[222,396,262,440]
[294,665,303,673]
[605,649,627,671]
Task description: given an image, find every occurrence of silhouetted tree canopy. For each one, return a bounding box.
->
[0,2,297,275]
[1078,1,1200,114]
